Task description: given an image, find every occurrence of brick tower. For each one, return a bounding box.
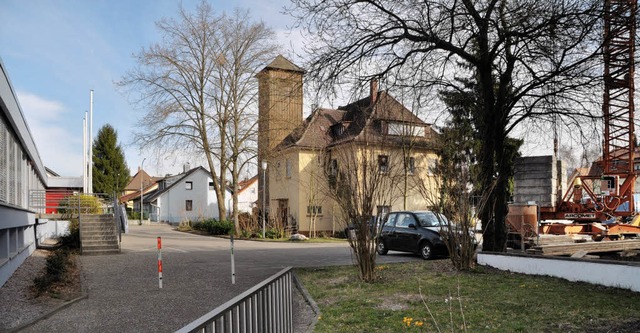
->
[257,55,304,214]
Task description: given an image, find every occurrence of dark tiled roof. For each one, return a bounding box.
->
[275,91,437,151]
[262,55,304,73]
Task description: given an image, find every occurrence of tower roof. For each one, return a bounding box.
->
[262,55,305,73]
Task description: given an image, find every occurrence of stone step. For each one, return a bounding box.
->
[82,233,118,240]
[81,237,118,245]
[82,243,119,251]
[79,214,119,255]
[82,249,120,256]
[81,219,115,224]
[81,225,116,231]
[81,217,115,221]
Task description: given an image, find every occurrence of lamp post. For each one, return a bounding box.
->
[140,157,146,225]
[262,161,267,239]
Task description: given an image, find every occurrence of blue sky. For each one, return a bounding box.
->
[0,0,303,177]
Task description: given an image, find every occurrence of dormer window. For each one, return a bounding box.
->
[331,121,351,137]
[387,122,425,137]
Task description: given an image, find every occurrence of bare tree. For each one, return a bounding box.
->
[290,0,605,251]
[304,156,327,238]
[119,2,277,230]
[324,142,399,282]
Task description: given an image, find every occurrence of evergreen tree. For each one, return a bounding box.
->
[92,124,131,197]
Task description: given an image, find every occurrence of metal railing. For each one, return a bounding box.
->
[176,267,293,333]
[29,189,113,215]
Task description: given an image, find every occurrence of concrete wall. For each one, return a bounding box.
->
[35,219,70,243]
[0,60,48,287]
[513,155,566,207]
[478,252,640,292]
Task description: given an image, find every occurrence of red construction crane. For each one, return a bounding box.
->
[538,0,640,239]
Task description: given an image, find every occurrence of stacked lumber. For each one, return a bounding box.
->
[527,239,640,256]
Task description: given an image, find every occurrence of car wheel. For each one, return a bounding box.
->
[420,242,433,260]
[376,239,388,255]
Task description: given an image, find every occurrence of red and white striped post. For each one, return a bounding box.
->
[157,236,163,289]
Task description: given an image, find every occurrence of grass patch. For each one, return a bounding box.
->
[295,261,640,332]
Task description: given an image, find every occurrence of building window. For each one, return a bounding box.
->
[186,181,193,190]
[329,159,338,176]
[407,156,415,175]
[276,161,282,180]
[286,159,292,178]
[307,205,322,215]
[186,200,193,211]
[377,205,391,217]
[387,122,425,137]
[427,158,437,176]
[209,182,214,190]
[378,155,389,173]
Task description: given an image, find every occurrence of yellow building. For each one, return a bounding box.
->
[259,56,440,236]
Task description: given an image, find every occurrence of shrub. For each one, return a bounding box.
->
[128,211,148,220]
[60,219,80,248]
[193,219,234,235]
[58,194,103,215]
[33,249,70,293]
[265,227,285,239]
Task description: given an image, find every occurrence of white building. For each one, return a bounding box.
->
[236,176,258,214]
[0,59,48,287]
[145,166,232,224]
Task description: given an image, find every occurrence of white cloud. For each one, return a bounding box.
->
[17,91,83,177]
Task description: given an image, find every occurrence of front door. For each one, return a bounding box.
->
[277,199,288,228]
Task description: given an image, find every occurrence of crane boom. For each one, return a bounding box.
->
[601,0,636,215]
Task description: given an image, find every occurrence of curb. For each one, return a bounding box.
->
[7,255,89,333]
[292,271,321,333]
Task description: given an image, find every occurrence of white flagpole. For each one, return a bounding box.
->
[83,113,87,193]
[88,90,94,194]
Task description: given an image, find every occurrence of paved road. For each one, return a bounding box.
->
[22,224,419,333]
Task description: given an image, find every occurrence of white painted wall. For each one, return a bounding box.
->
[236,180,257,213]
[35,219,70,242]
[156,169,231,224]
[478,252,640,292]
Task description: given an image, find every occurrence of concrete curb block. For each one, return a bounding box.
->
[292,271,321,333]
[7,254,89,333]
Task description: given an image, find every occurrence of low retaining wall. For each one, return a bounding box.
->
[477,252,640,292]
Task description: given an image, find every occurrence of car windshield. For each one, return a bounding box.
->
[415,212,448,227]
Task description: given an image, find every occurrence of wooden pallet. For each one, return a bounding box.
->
[526,239,640,256]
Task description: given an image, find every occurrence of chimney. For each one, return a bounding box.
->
[183,162,190,173]
[370,79,378,106]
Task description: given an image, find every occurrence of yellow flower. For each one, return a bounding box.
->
[415,321,424,327]
[403,317,413,327]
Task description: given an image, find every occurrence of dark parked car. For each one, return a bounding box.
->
[344,216,383,239]
[376,211,449,260]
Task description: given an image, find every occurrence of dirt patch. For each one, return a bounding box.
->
[374,293,420,311]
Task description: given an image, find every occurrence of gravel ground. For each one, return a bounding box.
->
[0,249,317,333]
[0,249,82,331]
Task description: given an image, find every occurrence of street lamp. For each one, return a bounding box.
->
[140,157,146,226]
[262,160,267,239]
